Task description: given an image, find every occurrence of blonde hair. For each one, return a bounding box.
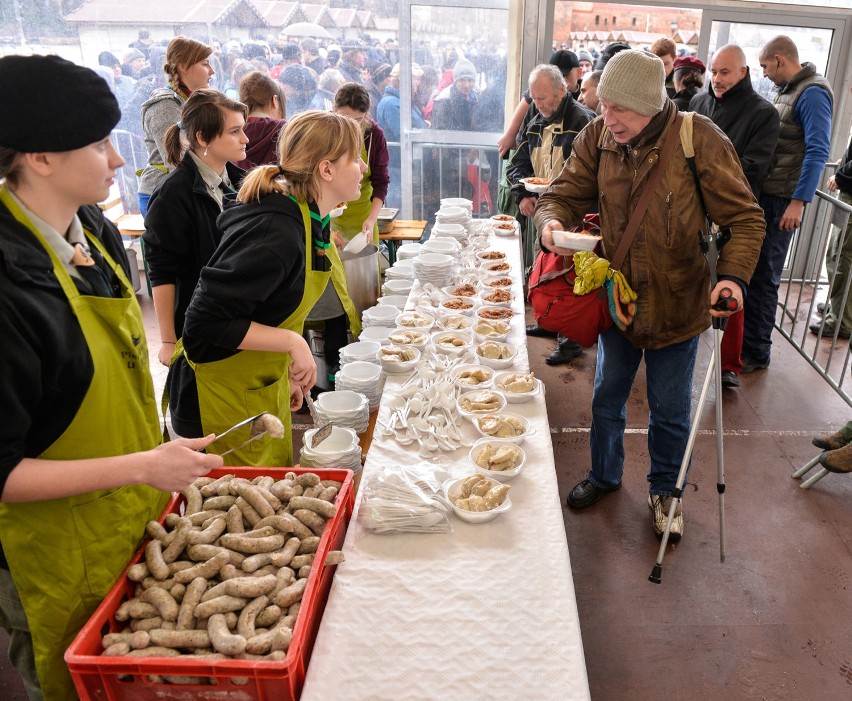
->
[238,110,360,204]
[162,89,247,167]
[239,70,285,115]
[164,36,213,87]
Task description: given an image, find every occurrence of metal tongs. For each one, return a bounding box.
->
[206,412,284,457]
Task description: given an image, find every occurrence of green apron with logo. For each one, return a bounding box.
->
[187,200,332,467]
[0,186,167,701]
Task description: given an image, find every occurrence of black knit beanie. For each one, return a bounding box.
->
[0,54,121,152]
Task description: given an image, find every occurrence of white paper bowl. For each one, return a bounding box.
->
[481,276,514,289]
[395,243,422,261]
[431,223,466,238]
[475,341,518,369]
[396,312,435,330]
[358,326,392,345]
[456,390,507,422]
[441,197,473,211]
[434,314,473,332]
[377,295,410,309]
[302,426,359,456]
[329,204,347,218]
[382,279,413,297]
[471,411,533,445]
[441,283,479,299]
[481,260,512,277]
[489,214,517,225]
[340,341,380,364]
[475,306,516,324]
[417,251,454,267]
[421,238,459,255]
[468,438,527,482]
[336,360,383,385]
[378,345,421,374]
[520,177,550,194]
[315,389,369,415]
[362,304,400,326]
[387,327,430,350]
[552,230,603,252]
[493,371,542,404]
[439,296,477,316]
[476,250,507,265]
[478,289,514,308]
[432,330,473,355]
[472,319,511,344]
[451,363,495,392]
[492,221,519,237]
[443,476,512,523]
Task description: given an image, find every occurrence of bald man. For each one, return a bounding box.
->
[740,35,833,373]
[690,44,780,387]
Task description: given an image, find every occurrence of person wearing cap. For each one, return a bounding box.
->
[508,64,595,365]
[366,62,392,120]
[301,38,325,75]
[98,50,136,107]
[534,50,764,541]
[337,42,367,85]
[279,64,319,116]
[0,55,222,700]
[122,47,147,78]
[594,41,631,71]
[377,62,427,209]
[138,36,215,215]
[671,55,706,110]
[549,49,582,96]
[650,37,678,98]
[577,49,594,76]
[689,44,781,388]
[129,28,154,58]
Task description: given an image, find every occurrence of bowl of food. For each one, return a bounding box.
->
[476,250,507,265]
[442,283,479,299]
[439,296,477,316]
[481,276,513,289]
[442,474,512,523]
[435,314,473,332]
[493,371,542,403]
[396,311,435,330]
[451,363,494,392]
[492,222,518,237]
[472,411,533,445]
[481,260,512,277]
[476,306,515,323]
[490,214,517,224]
[456,389,506,422]
[468,439,526,481]
[520,176,550,194]
[479,287,514,308]
[432,330,473,355]
[551,229,603,252]
[378,345,421,374]
[473,318,511,343]
[475,340,518,369]
[387,327,430,351]
[329,202,347,218]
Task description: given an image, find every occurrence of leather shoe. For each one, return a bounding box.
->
[546,339,583,366]
[566,479,620,509]
[721,370,739,388]
[812,426,852,450]
[819,443,852,473]
[740,356,769,374]
[809,320,851,338]
[526,324,557,338]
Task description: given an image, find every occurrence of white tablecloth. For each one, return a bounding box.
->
[302,229,590,701]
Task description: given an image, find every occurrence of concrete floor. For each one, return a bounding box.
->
[2,296,851,700]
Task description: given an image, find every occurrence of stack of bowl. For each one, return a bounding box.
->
[339,341,380,366]
[334,360,384,410]
[361,304,400,329]
[313,390,370,435]
[299,425,362,472]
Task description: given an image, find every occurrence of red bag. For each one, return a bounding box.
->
[527,216,611,348]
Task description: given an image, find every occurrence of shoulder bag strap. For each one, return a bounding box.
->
[610,112,684,270]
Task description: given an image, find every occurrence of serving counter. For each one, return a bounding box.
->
[301,226,590,701]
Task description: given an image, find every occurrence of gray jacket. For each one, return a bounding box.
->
[138,87,184,196]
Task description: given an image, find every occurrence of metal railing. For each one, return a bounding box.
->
[777,182,852,407]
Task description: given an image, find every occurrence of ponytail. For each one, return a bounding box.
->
[162,123,184,168]
[237,165,288,203]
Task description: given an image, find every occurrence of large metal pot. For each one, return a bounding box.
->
[340,243,380,317]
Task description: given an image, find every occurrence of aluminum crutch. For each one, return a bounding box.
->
[650,227,735,584]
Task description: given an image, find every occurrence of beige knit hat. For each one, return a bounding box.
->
[596,50,667,116]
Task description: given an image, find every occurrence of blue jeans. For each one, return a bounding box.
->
[588,327,699,495]
[742,194,794,365]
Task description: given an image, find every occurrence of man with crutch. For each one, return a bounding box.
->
[535,50,765,543]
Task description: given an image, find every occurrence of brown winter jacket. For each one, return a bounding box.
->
[534,101,765,349]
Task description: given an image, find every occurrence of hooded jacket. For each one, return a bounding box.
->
[139,87,184,195]
[689,69,780,197]
[234,116,286,170]
[535,101,766,349]
[507,92,595,205]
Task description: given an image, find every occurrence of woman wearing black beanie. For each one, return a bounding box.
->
[0,54,222,700]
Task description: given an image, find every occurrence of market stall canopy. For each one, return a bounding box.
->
[280,21,331,37]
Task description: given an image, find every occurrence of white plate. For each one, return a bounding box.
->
[551,230,603,252]
[520,177,551,194]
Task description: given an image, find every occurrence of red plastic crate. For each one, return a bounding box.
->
[65,467,353,701]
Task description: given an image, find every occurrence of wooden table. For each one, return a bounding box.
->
[379,219,426,265]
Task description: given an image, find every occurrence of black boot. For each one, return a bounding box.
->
[546,337,583,366]
[526,324,557,338]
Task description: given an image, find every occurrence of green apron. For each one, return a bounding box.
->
[331,140,378,244]
[0,186,168,701]
[187,200,332,467]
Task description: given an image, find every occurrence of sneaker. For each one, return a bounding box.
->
[648,495,684,542]
[819,443,852,473]
[721,370,740,388]
[740,356,769,374]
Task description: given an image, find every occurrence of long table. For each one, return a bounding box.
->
[302,225,590,700]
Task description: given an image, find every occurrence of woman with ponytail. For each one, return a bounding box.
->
[235,70,287,169]
[142,89,248,367]
[138,36,215,214]
[166,110,366,467]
